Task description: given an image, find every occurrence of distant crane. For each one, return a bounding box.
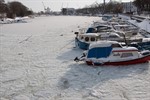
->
[42,2,46,12]
[42,2,51,14]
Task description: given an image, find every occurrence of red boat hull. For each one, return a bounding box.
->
[86,55,150,66]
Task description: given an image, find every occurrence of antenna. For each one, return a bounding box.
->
[42,1,46,11]
[61,3,63,9]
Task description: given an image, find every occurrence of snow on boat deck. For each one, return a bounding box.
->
[0,16,150,100]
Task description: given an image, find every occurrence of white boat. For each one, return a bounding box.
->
[74,41,150,66]
[113,25,139,37]
[75,32,123,50]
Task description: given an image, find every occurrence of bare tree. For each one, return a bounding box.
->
[8,1,28,17]
[0,0,5,3]
[133,0,150,12]
[0,0,8,14]
[76,1,123,15]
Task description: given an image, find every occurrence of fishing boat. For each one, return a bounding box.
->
[75,32,123,50]
[75,33,98,50]
[74,41,150,66]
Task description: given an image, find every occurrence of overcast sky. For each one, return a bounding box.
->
[5,0,133,12]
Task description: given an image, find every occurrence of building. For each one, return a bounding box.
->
[122,2,137,14]
[45,7,51,14]
[61,8,76,15]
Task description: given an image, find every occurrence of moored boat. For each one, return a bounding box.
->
[74,41,150,66]
[75,33,98,50]
[75,32,124,50]
[113,24,139,37]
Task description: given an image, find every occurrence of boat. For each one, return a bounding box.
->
[113,24,139,37]
[75,33,98,50]
[75,32,124,50]
[129,41,150,51]
[74,41,150,66]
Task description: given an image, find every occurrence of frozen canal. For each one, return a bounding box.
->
[0,16,150,100]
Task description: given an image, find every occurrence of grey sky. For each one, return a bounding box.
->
[5,0,133,12]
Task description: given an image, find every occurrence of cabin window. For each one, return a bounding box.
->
[97,26,107,32]
[85,37,89,42]
[81,36,84,40]
[109,35,119,38]
[107,27,111,30]
[121,53,133,58]
[132,33,137,35]
[91,37,95,41]
[113,53,120,56]
[111,43,122,48]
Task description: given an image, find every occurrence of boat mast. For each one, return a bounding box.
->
[103,0,105,15]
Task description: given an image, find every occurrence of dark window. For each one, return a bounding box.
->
[91,37,95,41]
[81,36,84,40]
[85,37,89,42]
[109,35,119,38]
[112,43,122,48]
[121,53,133,58]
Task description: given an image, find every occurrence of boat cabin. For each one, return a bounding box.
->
[78,34,98,43]
[98,32,123,41]
[86,25,113,33]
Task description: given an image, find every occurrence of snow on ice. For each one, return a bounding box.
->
[0,16,150,100]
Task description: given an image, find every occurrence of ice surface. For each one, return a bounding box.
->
[0,16,150,100]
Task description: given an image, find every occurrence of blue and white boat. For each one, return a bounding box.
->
[75,33,98,50]
[74,41,150,66]
[75,31,123,50]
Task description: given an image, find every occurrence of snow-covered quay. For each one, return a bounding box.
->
[0,16,150,100]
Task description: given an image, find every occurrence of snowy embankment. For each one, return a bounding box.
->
[0,16,150,100]
[119,14,150,37]
[128,19,150,32]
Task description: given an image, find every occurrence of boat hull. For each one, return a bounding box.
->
[86,55,150,66]
[75,37,89,50]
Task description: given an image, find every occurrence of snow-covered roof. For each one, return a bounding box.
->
[79,33,98,37]
[138,18,150,33]
[89,41,119,49]
[112,47,138,51]
[114,24,132,27]
[99,32,120,36]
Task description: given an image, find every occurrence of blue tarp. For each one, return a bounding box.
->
[87,46,112,58]
[86,26,111,33]
[86,28,96,33]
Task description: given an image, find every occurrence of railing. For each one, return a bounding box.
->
[131,15,150,22]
